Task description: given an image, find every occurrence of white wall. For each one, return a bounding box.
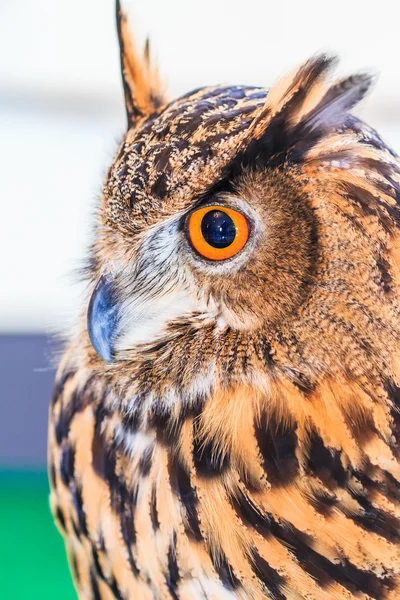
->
[1,0,400,332]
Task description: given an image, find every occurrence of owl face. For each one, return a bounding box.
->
[86,2,399,397]
[89,82,318,361]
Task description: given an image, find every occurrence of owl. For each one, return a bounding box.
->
[49,1,400,599]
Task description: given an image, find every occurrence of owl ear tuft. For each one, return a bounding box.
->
[235,55,374,169]
[116,0,167,128]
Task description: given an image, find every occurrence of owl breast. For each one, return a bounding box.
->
[49,357,400,600]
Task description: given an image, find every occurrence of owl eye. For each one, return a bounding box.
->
[187,205,249,260]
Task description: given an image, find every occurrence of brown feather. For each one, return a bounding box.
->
[116,0,166,127]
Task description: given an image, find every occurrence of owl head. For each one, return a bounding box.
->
[86,0,400,401]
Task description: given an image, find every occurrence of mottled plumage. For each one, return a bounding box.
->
[49,2,400,598]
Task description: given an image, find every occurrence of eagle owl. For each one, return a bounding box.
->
[49,1,400,598]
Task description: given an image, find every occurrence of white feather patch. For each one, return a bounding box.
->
[114,218,216,350]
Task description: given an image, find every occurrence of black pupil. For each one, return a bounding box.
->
[201,210,237,248]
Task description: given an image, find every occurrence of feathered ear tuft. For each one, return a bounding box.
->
[297,72,373,136]
[116,0,167,128]
[287,71,374,161]
[237,54,374,169]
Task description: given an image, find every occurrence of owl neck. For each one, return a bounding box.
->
[65,330,400,487]
[101,372,400,494]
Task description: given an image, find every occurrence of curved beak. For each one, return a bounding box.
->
[87,274,122,362]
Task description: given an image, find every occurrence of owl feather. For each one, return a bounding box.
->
[49,2,400,599]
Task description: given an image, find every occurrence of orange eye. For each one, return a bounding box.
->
[187,205,249,261]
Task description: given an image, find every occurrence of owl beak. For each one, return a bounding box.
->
[87,274,122,362]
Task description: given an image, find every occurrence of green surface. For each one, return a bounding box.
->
[0,471,76,599]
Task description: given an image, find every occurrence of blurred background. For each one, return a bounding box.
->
[1,0,400,596]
